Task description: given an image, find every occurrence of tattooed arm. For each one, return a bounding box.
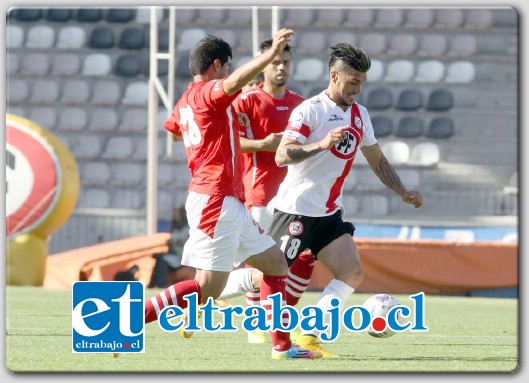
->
[361,144,423,208]
[275,126,349,166]
[362,143,406,195]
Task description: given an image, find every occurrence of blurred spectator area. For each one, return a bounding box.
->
[6,7,518,251]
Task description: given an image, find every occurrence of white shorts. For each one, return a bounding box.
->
[182,192,276,272]
[250,205,273,233]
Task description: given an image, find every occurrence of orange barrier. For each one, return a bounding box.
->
[308,238,518,294]
[44,235,518,295]
[44,233,170,289]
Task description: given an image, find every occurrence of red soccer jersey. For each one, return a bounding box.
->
[234,85,304,207]
[164,79,244,200]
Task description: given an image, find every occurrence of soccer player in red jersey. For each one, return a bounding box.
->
[144,29,320,360]
[236,39,304,228]
[215,38,316,344]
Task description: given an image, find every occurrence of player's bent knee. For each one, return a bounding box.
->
[246,245,288,276]
[195,271,230,301]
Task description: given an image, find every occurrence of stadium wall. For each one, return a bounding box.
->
[44,233,170,289]
[310,238,518,294]
[44,235,517,295]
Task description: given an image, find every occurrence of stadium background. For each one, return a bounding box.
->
[5,6,518,295]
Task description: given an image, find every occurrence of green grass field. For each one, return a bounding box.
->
[6,286,518,373]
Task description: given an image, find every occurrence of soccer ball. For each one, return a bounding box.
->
[362,294,400,338]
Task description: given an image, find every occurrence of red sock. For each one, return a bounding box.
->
[145,279,201,323]
[260,274,290,351]
[286,251,315,306]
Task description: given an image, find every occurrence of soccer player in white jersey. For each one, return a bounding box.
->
[145,29,321,360]
[268,43,423,358]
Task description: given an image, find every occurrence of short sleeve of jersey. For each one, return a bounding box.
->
[284,102,313,143]
[164,111,181,136]
[198,78,241,110]
[358,106,377,147]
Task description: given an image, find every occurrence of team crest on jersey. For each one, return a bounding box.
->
[354,116,362,129]
[331,127,362,160]
[288,221,304,236]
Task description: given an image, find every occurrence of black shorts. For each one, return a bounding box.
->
[268,209,355,266]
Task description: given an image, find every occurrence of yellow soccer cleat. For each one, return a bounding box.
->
[247,330,267,344]
[289,328,302,343]
[295,334,338,359]
[181,307,203,339]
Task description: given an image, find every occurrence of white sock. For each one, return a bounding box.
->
[245,291,261,307]
[217,268,256,300]
[302,279,355,338]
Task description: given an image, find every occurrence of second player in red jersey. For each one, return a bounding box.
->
[235,83,303,209]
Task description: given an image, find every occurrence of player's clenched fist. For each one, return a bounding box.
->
[318,126,349,150]
[401,190,423,208]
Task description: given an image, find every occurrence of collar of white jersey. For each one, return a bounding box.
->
[319,90,355,112]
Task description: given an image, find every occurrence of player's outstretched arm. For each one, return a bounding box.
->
[361,144,423,208]
[223,28,294,96]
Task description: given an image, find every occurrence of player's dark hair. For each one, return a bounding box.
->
[189,35,232,76]
[329,43,371,73]
[259,38,291,54]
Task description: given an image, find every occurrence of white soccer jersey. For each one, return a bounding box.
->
[269,91,377,217]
